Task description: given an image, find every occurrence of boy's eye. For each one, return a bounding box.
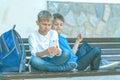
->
[54,23,63,26]
[60,24,63,26]
[42,24,51,26]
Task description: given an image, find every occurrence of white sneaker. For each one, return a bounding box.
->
[71,68,78,72]
[99,60,120,70]
[84,59,120,71]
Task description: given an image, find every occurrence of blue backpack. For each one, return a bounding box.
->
[0,25,26,72]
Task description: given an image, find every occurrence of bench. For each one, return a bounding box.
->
[2,38,120,79]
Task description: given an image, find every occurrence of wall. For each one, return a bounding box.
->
[0,0,120,38]
[48,1,120,37]
[0,0,47,38]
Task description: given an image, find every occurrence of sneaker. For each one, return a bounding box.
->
[62,62,77,71]
[99,62,120,70]
[71,68,78,72]
[99,59,120,70]
[84,59,120,71]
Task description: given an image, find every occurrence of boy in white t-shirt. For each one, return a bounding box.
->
[28,10,77,71]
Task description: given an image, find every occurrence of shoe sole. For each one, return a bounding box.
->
[99,62,120,70]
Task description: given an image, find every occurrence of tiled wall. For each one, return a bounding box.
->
[48,1,120,38]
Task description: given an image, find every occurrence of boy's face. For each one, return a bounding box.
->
[52,18,64,34]
[36,19,52,35]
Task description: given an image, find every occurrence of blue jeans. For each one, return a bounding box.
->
[29,50,70,71]
[76,42,101,70]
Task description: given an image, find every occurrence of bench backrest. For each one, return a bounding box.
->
[67,38,120,62]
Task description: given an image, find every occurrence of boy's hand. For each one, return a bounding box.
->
[76,34,83,42]
[54,45,60,55]
[47,46,60,55]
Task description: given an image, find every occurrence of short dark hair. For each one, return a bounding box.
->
[53,13,64,22]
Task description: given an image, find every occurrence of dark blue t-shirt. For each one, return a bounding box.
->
[58,35,78,63]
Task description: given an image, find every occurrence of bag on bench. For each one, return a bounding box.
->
[0,25,26,72]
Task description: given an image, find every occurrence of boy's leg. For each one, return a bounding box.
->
[29,56,77,72]
[43,50,70,65]
[77,43,119,70]
[76,46,101,71]
[76,42,92,59]
[90,46,101,70]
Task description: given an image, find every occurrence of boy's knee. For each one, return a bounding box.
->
[93,46,101,54]
[30,56,44,65]
[30,56,45,70]
[80,42,90,48]
[81,42,88,46]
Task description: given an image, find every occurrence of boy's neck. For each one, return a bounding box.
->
[38,30,47,36]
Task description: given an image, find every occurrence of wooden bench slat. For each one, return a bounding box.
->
[23,38,120,43]
[24,44,120,50]
[102,56,120,61]
[69,44,120,49]
[90,44,120,49]
[22,38,28,43]
[25,49,120,56]
[101,49,120,55]
[2,70,120,79]
[67,38,120,43]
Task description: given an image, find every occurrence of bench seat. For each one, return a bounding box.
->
[2,69,120,79]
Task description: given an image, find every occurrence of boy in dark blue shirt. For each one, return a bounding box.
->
[52,13,119,71]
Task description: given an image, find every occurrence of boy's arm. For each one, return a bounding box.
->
[28,34,49,57]
[36,49,50,57]
[36,46,61,57]
[72,34,83,54]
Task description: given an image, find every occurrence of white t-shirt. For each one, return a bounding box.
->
[28,29,61,57]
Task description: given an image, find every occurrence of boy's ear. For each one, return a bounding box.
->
[36,20,39,25]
